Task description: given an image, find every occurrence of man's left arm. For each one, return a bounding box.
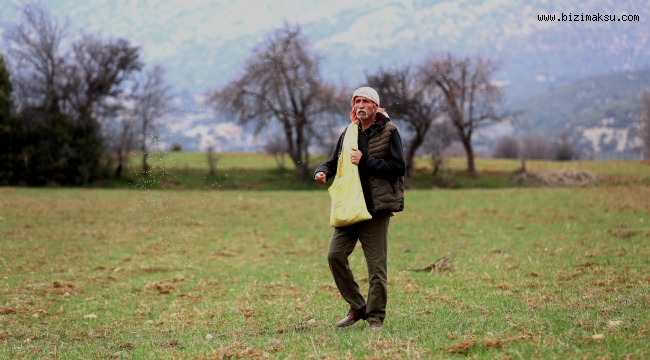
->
[359,130,406,178]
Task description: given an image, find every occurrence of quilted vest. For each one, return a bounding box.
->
[366,121,405,213]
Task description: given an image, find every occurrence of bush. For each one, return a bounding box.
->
[492,136,519,159]
[170,143,183,152]
[520,135,555,160]
[3,109,105,186]
[553,135,579,161]
[516,134,580,161]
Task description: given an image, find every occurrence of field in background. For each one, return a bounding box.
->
[109,152,650,190]
[1,186,648,358]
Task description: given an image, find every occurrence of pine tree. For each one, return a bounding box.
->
[0,54,11,120]
[0,54,25,185]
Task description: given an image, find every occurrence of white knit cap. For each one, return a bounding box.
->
[349,86,390,120]
[351,87,380,107]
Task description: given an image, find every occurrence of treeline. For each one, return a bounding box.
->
[5,7,648,187]
[207,23,516,180]
[0,4,170,186]
[492,135,580,161]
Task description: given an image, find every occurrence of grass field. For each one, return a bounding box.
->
[104,152,650,190]
[1,186,649,358]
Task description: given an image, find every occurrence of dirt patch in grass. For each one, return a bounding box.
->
[513,169,597,186]
[447,334,534,354]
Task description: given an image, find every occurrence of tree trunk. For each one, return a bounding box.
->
[460,137,476,176]
[405,147,416,179]
[207,146,215,175]
[294,161,308,182]
[405,133,425,178]
[432,156,442,177]
[115,156,123,178]
[288,123,310,182]
[142,150,148,176]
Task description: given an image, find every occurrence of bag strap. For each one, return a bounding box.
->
[336,123,357,180]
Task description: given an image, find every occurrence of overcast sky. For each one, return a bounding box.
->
[0,0,564,88]
[2,0,646,92]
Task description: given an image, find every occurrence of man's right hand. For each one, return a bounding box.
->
[314,172,327,185]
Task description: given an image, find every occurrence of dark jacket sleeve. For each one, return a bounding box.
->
[314,132,344,181]
[359,129,406,178]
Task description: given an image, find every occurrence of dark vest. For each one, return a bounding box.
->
[366,121,405,213]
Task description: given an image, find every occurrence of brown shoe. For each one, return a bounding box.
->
[368,320,383,331]
[336,307,366,328]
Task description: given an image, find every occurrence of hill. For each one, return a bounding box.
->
[513,69,650,157]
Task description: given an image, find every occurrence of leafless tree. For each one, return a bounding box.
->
[424,119,456,180]
[132,65,172,175]
[208,23,342,181]
[103,110,138,178]
[520,135,554,160]
[63,34,142,125]
[206,145,219,176]
[492,136,519,159]
[640,91,650,159]
[5,5,142,118]
[421,53,513,176]
[366,65,443,178]
[3,3,68,114]
[263,133,289,170]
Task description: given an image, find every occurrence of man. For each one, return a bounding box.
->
[314,86,405,331]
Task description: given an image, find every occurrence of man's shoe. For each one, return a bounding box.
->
[336,307,366,328]
[368,320,383,331]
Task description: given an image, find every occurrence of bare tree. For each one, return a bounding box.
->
[520,135,554,160]
[492,136,519,159]
[208,23,341,181]
[3,3,68,114]
[5,5,141,118]
[424,119,456,180]
[366,65,442,178]
[422,53,513,176]
[263,133,289,170]
[63,35,142,124]
[206,144,220,176]
[640,91,650,159]
[132,65,172,175]
[104,110,138,178]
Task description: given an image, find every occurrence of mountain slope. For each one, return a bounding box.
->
[513,69,650,156]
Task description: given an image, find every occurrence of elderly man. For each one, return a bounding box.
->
[314,87,405,331]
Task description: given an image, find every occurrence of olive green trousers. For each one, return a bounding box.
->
[327,213,390,324]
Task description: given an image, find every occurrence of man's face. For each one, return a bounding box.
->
[354,97,377,122]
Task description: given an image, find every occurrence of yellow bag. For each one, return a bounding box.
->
[328,123,373,227]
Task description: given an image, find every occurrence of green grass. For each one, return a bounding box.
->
[132,151,306,170]
[1,186,648,358]
[104,152,650,190]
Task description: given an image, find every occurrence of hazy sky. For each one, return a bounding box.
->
[2,0,646,92]
[0,0,551,89]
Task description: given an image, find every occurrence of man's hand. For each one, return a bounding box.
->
[350,148,363,165]
[314,172,327,184]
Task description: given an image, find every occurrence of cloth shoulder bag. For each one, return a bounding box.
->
[328,123,373,227]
